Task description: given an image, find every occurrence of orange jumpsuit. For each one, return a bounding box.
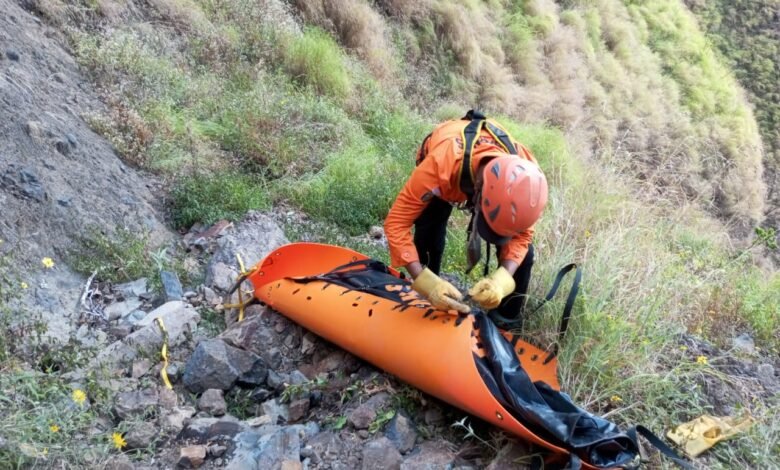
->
[385,118,538,269]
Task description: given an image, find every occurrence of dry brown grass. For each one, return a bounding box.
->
[376,0,433,20]
[294,0,396,81]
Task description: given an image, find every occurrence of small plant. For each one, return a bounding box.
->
[280,376,328,403]
[368,408,396,434]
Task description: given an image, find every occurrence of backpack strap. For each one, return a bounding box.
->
[458,109,519,200]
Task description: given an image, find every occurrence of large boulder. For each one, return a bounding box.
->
[205,212,288,291]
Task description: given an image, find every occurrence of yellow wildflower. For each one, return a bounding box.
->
[584,229,592,238]
[112,432,127,450]
[72,389,87,405]
[42,257,55,269]
[679,345,688,351]
[696,355,708,365]
[610,395,623,403]
[49,424,60,433]
[21,281,28,289]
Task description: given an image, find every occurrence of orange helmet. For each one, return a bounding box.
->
[477,156,548,244]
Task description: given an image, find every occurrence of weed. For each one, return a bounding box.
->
[280,376,328,403]
[368,408,396,434]
[68,227,155,283]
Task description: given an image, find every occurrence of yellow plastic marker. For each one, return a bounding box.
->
[155,317,173,389]
[667,414,754,458]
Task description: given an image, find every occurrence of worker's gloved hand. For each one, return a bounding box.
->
[468,267,516,310]
[411,268,470,313]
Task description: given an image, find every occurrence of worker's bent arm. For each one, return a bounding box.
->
[384,157,443,270]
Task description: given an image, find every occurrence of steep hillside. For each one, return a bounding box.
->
[685,0,780,243]
[1,0,778,468]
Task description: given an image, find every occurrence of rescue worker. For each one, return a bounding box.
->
[384,110,548,323]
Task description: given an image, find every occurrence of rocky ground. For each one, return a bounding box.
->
[29,212,773,470]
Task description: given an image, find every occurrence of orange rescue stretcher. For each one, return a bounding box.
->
[240,242,691,470]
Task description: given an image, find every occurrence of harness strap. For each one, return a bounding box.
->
[627,426,695,470]
[538,263,581,364]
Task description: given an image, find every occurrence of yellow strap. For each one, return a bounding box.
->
[155,317,173,390]
[231,253,253,322]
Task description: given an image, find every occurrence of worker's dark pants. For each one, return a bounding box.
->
[413,197,534,321]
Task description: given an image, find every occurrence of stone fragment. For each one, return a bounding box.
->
[369,226,384,239]
[105,298,143,321]
[348,393,390,430]
[486,442,533,470]
[55,140,71,156]
[208,444,227,457]
[362,437,402,470]
[115,278,148,298]
[288,398,310,423]
[131,359,153,379]
[114,388,159,419]
[183,339,267,393]
[6,50,20,61]
[161,271,184,301]
[757,363,776,389]
[400,440,457,470]
[386,413,417,453]
[301,332,317,355]
[206,262,238,292]
[262,398,290,424]
[198,389,227,416]
[178,445,207,468]
[124,421,157,450]
[163,406,196,433]
[180,416,246,442]
[732,333,755,354]
[281,460,302,470]
[225,426,301,470]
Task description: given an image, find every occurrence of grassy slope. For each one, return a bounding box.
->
[4,0,778,467]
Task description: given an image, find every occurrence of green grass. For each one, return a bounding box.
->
[171,172,271,229]
[282,27,353,99]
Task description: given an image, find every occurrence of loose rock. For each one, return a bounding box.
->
[114,388,159,419]
[362,437,402,470]
[262,398,290,424]
[348,393,390,430]
[732,333,755,354]
[226,426,301,470]
[163,406,197,433]
[178,445,207,468]
[386,413,417,453]
[183,339,267,393]
[180,416,246,442]
[124,421,157,450]
[161,270,184,301]
[400,440,457,469]
[198,389,227,416]
[288,398,310,423]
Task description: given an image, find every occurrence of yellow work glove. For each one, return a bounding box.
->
[468,267,516,310]
[667,414,754,458]
[411,268,470,313]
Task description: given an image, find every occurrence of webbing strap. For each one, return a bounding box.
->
[459,110,485,199]
[458,109,519,200]
[537,263,581,364]
[627,426,694,469]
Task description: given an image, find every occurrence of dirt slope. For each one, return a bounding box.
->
[0,0,169,269]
